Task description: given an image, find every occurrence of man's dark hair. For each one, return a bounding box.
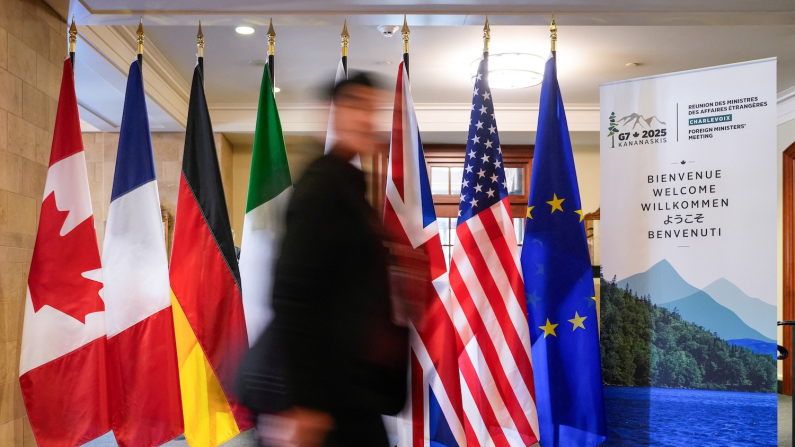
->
[329,71,383,102]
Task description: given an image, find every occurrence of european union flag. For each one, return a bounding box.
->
[522,52,607,446]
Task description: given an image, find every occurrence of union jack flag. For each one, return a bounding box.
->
[386,54,539,447]
[385,61,465,447]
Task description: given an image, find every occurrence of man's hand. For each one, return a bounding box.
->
[257,407,335,447]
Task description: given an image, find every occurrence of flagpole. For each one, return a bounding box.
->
[197,21,204,75]
[550,13,557,54]
[482,15,490,76]
[267,18,276,90]
[483,15,490,56]
[69,16,77,70]
[136,18,144,69]
[401,15,409,78]
[340,19,349,78]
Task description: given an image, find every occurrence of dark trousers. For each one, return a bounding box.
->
[325,411,390,447]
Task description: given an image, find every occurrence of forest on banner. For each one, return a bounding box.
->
[599,278,776,393]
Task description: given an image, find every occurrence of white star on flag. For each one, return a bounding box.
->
[459,194,466,202]
[474,184,483,193]
[473,88,479,96]
[477,169,486,178]
[480,154,490,163]
[490,173,499,183]
[479,105,488,115]
[494,160,502,168]
[475,121,484,129]
[468,150,476,159]
[462,179,470,188]
[482,91,491,100]
[485,139,493,149]
[471,135,481,144]
[486,188,495,198]
[465,165,474,173]
[488,125,496,134]
[469,198,478,208]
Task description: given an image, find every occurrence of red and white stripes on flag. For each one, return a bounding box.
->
[386,60,540,447]
[450,53,539,446]
[450,199,539,446]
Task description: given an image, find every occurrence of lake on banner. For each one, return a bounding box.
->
[603,386,777,446]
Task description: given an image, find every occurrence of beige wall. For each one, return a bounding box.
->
[572,145,600,216]
[0,0,65,445]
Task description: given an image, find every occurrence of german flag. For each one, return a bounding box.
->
[169,60,253,446]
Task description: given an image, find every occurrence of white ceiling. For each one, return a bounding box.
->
[142,24,795,106]
[43,0,795,143]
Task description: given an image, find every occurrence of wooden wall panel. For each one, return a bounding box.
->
[783,142,795,395]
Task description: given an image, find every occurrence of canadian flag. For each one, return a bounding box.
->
[19,59,111,447]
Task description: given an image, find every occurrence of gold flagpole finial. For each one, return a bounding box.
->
[69,15,77,53]
[267,18,276,56]
[483,15,490,53]
[401,14,410,54]
[136,17,145,55]
[550,13,557,52]
[197,21,204,58]
[341,19,349,57]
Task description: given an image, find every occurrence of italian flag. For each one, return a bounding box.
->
[239,63,292,345]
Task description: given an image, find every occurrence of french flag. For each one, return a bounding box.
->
[385,61,466,447]
[102,60,183,447]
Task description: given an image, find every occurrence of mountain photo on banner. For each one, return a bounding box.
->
[616,259,776,355]
[607,259,777,391]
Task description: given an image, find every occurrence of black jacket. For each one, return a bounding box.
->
[271,152,408,446]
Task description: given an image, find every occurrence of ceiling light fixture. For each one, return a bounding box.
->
[236,26,255,35]
[274,87,281,93]
[470,53,546,89]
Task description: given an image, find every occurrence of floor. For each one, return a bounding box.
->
[82,397,795,446]
[84,430,258,447]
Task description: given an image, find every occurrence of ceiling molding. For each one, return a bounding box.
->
[778,85,795,126]
[59,0,795,27]
[78,25,190,128]
[209,102,601,133]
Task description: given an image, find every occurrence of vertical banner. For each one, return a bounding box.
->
[600,59,777,445]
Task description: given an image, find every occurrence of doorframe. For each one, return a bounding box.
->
[782,142,795,395]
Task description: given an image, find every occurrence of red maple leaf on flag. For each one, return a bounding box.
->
[29,193,104,323]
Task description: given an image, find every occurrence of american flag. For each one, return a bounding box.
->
[450,54,539,446]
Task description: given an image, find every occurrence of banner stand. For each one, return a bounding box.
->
[778,320,795,446]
